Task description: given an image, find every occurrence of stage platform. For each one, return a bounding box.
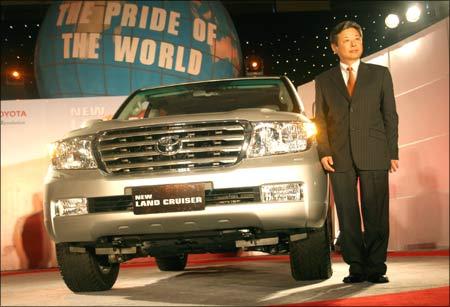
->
[1,251,449,306]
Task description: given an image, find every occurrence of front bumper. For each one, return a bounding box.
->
[44,148,328,243]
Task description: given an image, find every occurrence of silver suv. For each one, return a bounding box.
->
[45,76,331,292]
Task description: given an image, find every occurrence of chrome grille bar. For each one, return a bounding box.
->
[98,124,244,141]
[102,145,242,162]
[181,135,244,142]
[98,140,158,151]
[108,157,238,172]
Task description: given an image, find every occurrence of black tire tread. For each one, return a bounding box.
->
[56,243,119,292]
[289,223,333,281]
[155,254,188,271]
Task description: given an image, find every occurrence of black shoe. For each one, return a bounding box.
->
[367,274,389,283]
[343,274,366,283]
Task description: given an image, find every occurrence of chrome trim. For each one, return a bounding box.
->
[96,120,250,175]
[102,150,160,161]
[98,140,158,151]
[182,135,245,142]
[102,145,243,162]
[98,124,244,141]
[108,157,238,172]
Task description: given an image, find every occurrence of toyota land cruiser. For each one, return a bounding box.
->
[45,76,332,292]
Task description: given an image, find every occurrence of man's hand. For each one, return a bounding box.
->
[321,156,335,172]
[390,160,399,173]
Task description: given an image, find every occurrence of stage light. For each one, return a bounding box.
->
[245,55,264,76]
[385,14,400,29]
[6,69,24,85]
[11,70,21,79]
[406,5,421,22]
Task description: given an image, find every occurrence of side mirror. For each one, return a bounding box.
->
[80,119,102,128]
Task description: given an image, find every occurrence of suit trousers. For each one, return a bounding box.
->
[330,167,389,276]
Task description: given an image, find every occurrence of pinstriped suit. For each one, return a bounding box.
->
[314,62,399,276]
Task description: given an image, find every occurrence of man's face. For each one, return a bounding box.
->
[331,27,363,64]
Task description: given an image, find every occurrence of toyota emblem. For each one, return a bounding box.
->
[156,135,182,155]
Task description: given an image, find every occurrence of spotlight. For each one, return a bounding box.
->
[6,69,24,85]
[385,14,400,29]
[12,71,22,79]
[245,55,264,76]
[406,5,421,22]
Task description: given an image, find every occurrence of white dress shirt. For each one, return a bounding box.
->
[339,60,360,85]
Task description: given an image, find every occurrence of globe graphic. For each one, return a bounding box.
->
[34,1,242,98]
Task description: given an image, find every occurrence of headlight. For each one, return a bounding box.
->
[49,136,97,169]
[247,121,316,158]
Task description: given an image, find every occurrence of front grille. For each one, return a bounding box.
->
[88,187,260,213]
[96,121,248,175]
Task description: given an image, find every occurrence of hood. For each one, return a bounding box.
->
[62,108,310,140]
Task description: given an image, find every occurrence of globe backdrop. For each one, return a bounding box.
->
[35,1,242,98]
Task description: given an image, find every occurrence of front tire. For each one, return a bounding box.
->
[289,222,333,281]
[155,254,188,271]
[56,243,119,292]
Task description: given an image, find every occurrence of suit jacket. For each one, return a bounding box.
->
[314,62,399,171]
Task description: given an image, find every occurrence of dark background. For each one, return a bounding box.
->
[1,0,448,100]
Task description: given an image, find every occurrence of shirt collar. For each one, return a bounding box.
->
[340,59,361,73]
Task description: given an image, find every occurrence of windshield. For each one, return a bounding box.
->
[114,79,299,120]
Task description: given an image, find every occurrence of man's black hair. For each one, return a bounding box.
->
[330,21,363,45]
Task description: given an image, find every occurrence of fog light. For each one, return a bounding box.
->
[54,198,88,216]
[260,183,303,202]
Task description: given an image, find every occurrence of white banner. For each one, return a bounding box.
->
[1,96,124,271]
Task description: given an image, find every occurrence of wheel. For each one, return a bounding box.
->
[155,254,188,271]
[289,221,333,281]
[56,243,119,292]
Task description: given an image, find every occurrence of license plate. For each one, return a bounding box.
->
[131,183,206,215]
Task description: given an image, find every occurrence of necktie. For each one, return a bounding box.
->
[347,67,355,96]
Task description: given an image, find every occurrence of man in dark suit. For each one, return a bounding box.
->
[314,21,399,284]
